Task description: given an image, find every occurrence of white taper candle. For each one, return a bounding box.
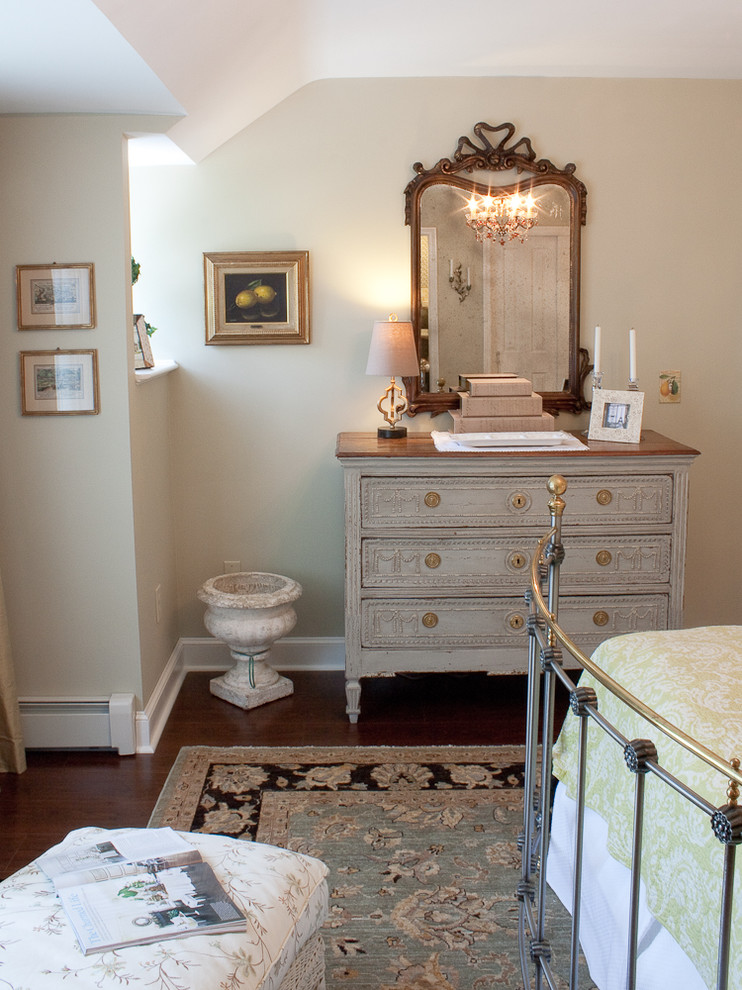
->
[629,328,637,381]
[593,326,601,374]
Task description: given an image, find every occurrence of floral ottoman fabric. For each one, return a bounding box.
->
[0,826,328,990]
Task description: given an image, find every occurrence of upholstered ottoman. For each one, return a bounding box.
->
[0,826,329,990]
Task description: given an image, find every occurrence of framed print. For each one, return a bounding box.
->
[20,349,100,416]
[16,263,95,329]
[588,388,644,443]
[659,369,681,403]
[133,314,155,369]
[204,251,310,344]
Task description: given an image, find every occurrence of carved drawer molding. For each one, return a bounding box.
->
[360,594,669,649]
[360,474,673,529]
[361,535,671,589]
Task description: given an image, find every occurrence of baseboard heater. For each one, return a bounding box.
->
[19,694,136,755]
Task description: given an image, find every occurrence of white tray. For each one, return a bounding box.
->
[452,431,576,448]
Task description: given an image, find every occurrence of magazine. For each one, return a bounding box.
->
[36,828,246,955]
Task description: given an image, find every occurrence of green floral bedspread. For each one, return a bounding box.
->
[552,626,742,989]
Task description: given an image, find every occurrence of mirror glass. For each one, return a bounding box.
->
[404,122,588,417]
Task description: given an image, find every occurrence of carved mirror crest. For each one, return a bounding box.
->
[404,121,589,417]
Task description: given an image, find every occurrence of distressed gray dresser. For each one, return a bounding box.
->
[336,431,699,722]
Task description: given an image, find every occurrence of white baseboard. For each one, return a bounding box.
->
[137,636,345,754]
[177,636,345,673]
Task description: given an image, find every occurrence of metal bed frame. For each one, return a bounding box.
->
[518,474,742,990]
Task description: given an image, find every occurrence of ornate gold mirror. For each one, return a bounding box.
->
[404,122,589,417]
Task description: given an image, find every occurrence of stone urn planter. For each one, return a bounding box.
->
[197,571,302,710]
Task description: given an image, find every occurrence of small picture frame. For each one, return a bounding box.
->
[16,263,96,329]
[204,251,310,345]
[133,314,155,369]
[20,349,100,416]
[659,370,681,403]
[588,389,644,443]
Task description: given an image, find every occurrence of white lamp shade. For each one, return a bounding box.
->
[365,318,419,377]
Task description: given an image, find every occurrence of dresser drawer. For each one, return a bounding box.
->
[360,475,673,529]
[557,594,670,641]
[360,594,669,648]
[361,535,672,590]
[360,597,530,647]
[530,594,672,662]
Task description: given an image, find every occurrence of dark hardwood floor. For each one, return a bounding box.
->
[0,669,568,879]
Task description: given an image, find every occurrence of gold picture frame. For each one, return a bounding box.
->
[588,388,644,443]
[204,251,310,345]
[20,349,100,416]
[16,263,96,329]
[133,314,155,369]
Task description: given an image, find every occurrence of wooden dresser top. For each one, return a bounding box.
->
[336,430,700,460]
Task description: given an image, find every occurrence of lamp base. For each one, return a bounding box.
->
[378,426,407,439]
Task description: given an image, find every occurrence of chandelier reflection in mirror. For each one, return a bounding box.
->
[465,191,538,245]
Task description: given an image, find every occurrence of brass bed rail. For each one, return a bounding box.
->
[518,475,741,990]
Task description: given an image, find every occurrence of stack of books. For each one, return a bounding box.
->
[451,374,555,433]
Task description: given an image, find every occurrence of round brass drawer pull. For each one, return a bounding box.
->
[509,614,525,630]
[511,493,528,509]
[424,491,441,508]
[424,552,441,569]
[509,552,528,570]
[422,612,439,628]
[596,489,613,506]
[596,550,613,566]
[593,610,610,627]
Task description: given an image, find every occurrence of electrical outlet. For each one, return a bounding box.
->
[155,584,162,624]
[224,560,241,573]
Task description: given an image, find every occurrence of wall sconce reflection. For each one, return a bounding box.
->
[448,261,471,302]
[419,357,430,391]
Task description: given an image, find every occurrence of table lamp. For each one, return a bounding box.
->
[365,314,419,438]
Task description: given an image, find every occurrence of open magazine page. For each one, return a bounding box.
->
[58,860,246,955]
[53,849,203,890]
[36,827,195,881]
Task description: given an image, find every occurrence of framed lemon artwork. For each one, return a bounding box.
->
[204,251,310,345]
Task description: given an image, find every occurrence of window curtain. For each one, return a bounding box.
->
[0,568,25,773]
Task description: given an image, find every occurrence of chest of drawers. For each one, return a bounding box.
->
[336,431,698,722]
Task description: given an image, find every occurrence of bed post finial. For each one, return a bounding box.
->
[547,475,567,517]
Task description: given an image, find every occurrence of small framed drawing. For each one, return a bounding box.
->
[133,314,155,369]
[16,263,96,329]
[588,389,644,443]
[20,349,100,416]
[204,250,310,344]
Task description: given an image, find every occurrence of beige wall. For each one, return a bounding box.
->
[128,369,180,704]
[0,116,140,698]
[0,113,181,704]
[1,76,739,712]
[131,76,741,640]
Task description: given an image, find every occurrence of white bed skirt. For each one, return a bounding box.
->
[547,783,709,990]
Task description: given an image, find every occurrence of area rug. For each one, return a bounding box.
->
[149,745,580,989]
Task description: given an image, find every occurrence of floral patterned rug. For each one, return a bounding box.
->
[149,745,580,989]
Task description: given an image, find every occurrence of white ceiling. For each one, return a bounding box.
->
[3,0,742,163]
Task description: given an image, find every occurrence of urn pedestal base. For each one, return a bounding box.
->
[209,649,294,710]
